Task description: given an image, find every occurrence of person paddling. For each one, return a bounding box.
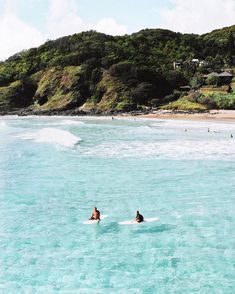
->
[89,207,101,221]
[135,211,144,223]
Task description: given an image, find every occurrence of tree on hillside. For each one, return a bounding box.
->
[190,76,204,89]
[206,75,219,86]
[227,31,235,66]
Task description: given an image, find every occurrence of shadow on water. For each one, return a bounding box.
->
[171,257,181,268]
[133,224,176,235]
[96,222,120,234]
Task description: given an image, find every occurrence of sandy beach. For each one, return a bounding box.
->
[139,110,235,122]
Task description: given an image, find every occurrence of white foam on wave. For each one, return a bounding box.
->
[49,119,86,126]
[81,139,235,160]
[59,119,85,126]
[17,128,82,147]
[151,119,235,132]
[0,121,7,128]
[31,119,86,127]
[127,120,235,140]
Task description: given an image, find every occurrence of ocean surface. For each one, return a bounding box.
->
[0,116,235,293]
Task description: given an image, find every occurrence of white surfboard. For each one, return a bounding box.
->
[83,214,108,225]
[118,217,159,225]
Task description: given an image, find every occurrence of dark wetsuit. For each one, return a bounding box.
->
[136,213,144,223]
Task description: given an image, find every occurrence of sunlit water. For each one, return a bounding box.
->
[0,116,235,293]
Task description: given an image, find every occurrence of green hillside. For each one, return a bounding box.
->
[0,26,235,113]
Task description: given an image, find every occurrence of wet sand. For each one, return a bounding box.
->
[138,110,235,122]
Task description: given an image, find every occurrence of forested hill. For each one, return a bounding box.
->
[1,25,235,113]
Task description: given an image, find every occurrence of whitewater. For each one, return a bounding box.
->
[0,116,235,293]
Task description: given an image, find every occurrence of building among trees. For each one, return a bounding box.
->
[203,72,233,85]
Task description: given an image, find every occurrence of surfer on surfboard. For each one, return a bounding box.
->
[89,207,101,221]
[135,211,144,223]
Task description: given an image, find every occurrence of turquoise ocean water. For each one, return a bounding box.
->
[0,116,235,293]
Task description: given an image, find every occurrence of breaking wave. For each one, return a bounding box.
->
[81,139,235,160]
[53,119,86,126]
[16,128,82,147]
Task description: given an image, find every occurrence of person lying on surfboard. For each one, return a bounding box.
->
[135,211,144,223]
[89,207,101,221]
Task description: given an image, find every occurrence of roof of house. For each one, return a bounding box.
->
[203,72,219,78]
[218,72,233,77]
[204,71,233,78]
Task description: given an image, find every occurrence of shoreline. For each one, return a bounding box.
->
[1,109,235,123]
[139,110,235,122]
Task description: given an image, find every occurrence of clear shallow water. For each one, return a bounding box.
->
[0,116,235,293]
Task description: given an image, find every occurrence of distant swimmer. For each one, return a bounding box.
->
[208,128,210,132]
[231,134,233,138]
[135,211,144,223]
[185,129,187,132]
[89,207,100,221]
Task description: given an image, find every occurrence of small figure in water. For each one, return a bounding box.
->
[185,129,187,132]
[208,128,210,132]
[231,134,233,138]
[135,211,144,223]
[89,207,100,221]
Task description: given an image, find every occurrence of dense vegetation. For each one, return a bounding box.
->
[1,25,235,113]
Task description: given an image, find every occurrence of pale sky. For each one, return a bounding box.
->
[0,0,235,60]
